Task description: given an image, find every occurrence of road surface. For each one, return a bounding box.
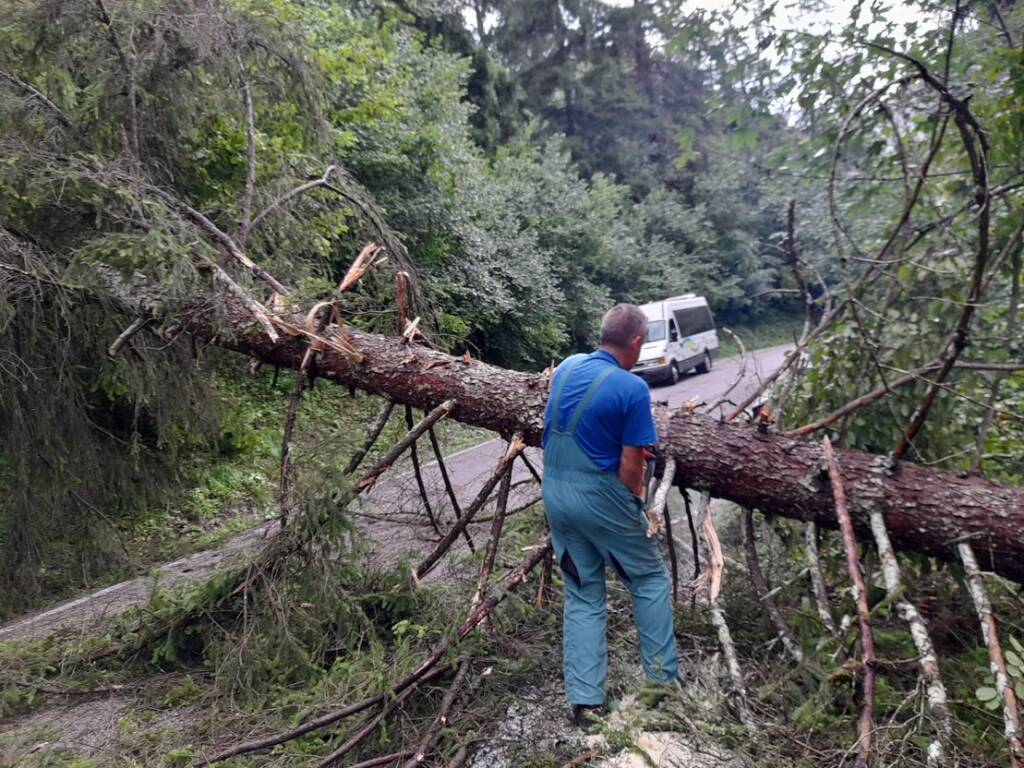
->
[0,345,790,643]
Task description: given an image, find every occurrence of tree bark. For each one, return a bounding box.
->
[203,305,1024,583]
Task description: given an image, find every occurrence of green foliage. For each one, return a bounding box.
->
[976,635,1024,709]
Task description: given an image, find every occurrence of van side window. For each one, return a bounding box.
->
[674,307,713,336]
[668,319,678,342]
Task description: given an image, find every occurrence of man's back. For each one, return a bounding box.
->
[543,350,657,473]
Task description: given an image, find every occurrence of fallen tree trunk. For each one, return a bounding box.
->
[205,304,1024,583]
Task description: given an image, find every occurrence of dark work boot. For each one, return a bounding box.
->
[571,703,608,733]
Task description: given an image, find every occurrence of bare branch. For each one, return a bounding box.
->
[694,491,755,730]
[107,316,151,358]
[236,52,257,240]
[823,436,876,768]
[471,444,516,608]
[344,399,395,476]
[406,405,444,538]
[804,521,837,636]
[959,542,1024,766]
[869,510,952,766]
[0,70,74,130]
[742,508,803,663]
[415,437,524,581]
[401,658,472,768]
[356,400,456,492]
[426,426,476,552]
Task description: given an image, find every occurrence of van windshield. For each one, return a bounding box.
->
[646,321,665,342]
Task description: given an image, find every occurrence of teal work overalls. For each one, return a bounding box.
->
[542,357,679,706]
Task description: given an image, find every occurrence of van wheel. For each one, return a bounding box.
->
[668,361,680,385]
[695,351,712,374]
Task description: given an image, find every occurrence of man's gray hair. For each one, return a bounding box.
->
[600,303,647,348]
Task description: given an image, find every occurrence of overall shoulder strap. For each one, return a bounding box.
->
[566,364,616,434]
[548,355,585,424]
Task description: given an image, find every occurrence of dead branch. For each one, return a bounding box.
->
[107,316,151,358]
[649,458,677,599]
[471,443,517,608]
[344,399,396,476]
[680,487,699,580]
[519,452,543,484]
[349,752,417,768]
[236,52,257,240]
[315,664,439,768]
[356,400,456,492]
[647,458,675,537]
[804,521,838,636]
[191,664,452,767]
[177,200,290,298]
[823,436,876,768]
[869,510,952,766]
[397,271,413,333]
[426,426,476,552]
[958,542,1024,767]
[443,745,469,768]
[414,436,524,581]
[401,658,471,768]
[278,367,306,526]
[742,508,803,663]
[200,537,549,767]
[195,252,279,340]
[406,405,444,538]
[0,70,75,130]
[695,491,755,730]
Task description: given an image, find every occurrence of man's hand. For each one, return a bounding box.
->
[619,445,647,499]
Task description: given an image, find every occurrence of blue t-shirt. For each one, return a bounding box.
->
[542,350,658,473]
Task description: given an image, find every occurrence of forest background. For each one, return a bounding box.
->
[0,0,848,607]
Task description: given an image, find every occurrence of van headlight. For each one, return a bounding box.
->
[658,356,667,365]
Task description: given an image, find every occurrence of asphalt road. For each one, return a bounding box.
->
[0,344,791,642]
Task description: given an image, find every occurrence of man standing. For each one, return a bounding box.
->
[542,303,680,728]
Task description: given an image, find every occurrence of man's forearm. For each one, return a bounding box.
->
[619,446,646,498]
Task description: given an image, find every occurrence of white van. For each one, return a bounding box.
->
[630,294,719,385]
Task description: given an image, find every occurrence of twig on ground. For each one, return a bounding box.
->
[191,665,452,766]
[401,658,472,768]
